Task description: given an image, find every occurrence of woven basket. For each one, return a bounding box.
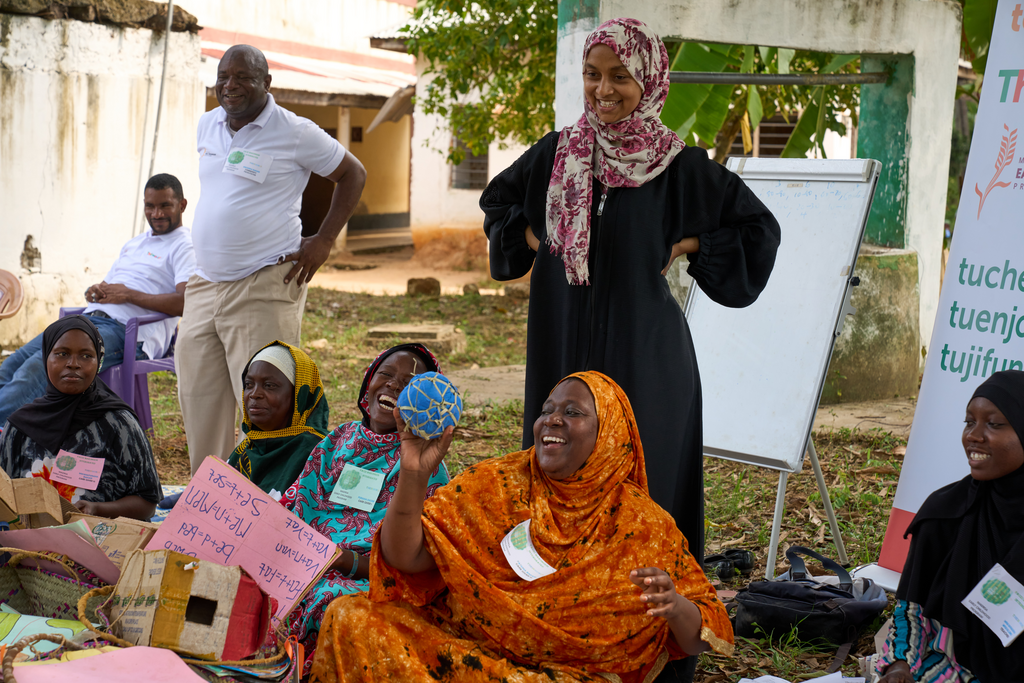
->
[0,550,108,623]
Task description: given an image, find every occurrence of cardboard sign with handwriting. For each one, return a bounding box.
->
[146,457,339,622]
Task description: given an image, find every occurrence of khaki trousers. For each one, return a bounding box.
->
[176,262,307,474]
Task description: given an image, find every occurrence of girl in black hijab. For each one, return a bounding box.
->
[0,316,162,521]
[875,370,1024,682]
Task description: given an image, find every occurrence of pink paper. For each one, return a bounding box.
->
[48,449,105,491]
[0,527,121,585]
[12,646,206,683]
[147,457,338,621]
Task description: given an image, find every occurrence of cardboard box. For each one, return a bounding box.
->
[68,514,160,569]
[112,550,270,661]
[0,468,76,528]
[0,468,15,520]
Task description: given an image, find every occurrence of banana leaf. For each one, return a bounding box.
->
[660,43,743,146]
[963,0,998,74]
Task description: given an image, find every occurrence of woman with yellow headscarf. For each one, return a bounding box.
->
[310,371,732,683]
[228,340,328,499]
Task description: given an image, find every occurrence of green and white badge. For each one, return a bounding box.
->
[222,148,274,184]
[328,463,386,512]
[961,563,1024,646]
[500,519,556,581]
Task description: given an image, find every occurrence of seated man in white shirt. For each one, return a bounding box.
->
[0,174,197,427]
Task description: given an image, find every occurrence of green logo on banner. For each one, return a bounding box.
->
[228,150,244,164]
[982,578,1013,605]
[338,469,361,490]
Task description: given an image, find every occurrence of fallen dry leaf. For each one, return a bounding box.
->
[721,535,748,548]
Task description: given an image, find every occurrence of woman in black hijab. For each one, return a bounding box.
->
[875,370,1024,682]
[0,316,162,521]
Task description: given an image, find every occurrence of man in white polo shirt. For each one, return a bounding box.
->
[0,173,195,426]
[178,44,366,473]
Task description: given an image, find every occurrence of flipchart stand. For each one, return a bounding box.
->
[681,158,881,579]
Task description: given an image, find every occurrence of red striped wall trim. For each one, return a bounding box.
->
[200,27,416,75]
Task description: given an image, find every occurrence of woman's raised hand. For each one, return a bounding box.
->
[630,567,709,655]
[631,567,686,618]
[393,408,454,475]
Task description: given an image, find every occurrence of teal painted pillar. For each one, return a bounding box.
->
[555,0,601,129]
[856,55,914,248]
[558,0,600,26]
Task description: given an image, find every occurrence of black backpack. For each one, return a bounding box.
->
[732,545,888,646]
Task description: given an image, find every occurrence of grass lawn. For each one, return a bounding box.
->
[143,286,904,682]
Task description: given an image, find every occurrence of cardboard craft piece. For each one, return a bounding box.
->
[0,610,92,663]
[0,526,121,585]
[112,549,270,661]
[0,468,15,520]
[0,468,77,528]
[147,457,340,624]
[10,645,208,683]
[68,514,159,569]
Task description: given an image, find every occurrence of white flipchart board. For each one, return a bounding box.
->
[684,158,881,473]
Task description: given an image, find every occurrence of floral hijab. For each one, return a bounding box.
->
[545,17,685,285]
[229,340,329,497]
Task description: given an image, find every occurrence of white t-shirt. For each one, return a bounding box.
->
[191,94,346,282]
[85,227,196,361]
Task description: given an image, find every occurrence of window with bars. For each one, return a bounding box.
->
[726,114,800,160]
[450,139,489,190]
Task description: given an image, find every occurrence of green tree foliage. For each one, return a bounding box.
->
[959,0,998,75]
[661,44,861,162]
[401,0,557,164]
[945,0,992,242]
[404,2,990,166]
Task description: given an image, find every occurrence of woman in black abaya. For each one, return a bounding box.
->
[481,17,780,572]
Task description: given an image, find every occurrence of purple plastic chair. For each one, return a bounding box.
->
[59,308,176,432]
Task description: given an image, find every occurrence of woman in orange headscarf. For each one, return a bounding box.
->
[310,371,732,683]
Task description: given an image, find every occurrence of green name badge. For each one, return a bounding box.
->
[328,463,386,513]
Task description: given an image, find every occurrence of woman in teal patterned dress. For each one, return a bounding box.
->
[280,343,450,675]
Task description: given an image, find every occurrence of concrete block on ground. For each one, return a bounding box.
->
[367,323,467,355]
[504,283,530,299]
[407,277,441,296]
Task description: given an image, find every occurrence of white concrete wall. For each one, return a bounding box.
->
[185,0,415,65]
[556,0,961,351]
[0,15,204,347]
[409,62,528,235]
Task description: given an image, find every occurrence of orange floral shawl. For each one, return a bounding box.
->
[369,371,732,682]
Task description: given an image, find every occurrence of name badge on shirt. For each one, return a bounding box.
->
[222,148,274,184]
[501,519,557,581]
[328,463,386,512]
[961,563,1024,646]
[49,449,105,491]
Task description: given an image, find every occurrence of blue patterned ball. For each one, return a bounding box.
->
[397,372,463,440]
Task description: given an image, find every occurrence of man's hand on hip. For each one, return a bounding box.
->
[281,234,333,285]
